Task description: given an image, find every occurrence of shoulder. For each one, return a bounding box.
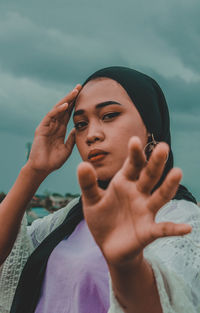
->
[0,198,80,312]
[145,199,200,257]
[144,201,200,311]
[27,197,80,247]
[156,199,200,224]
[156,199,200,246]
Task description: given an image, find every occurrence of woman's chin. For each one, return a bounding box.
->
[95,168,114,183]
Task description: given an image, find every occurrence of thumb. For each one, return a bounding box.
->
[77,162,101,206]
[64,128,76,157]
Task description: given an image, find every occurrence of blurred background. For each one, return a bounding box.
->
[0,0,199,205]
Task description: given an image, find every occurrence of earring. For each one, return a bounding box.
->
[144,133,169,163]
[144,134,159,161]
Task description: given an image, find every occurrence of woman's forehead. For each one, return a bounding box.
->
[75,78,133,108]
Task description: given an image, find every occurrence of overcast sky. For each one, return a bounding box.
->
[0,0,199,200]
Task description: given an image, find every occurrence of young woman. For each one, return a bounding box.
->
[0,67,199,313]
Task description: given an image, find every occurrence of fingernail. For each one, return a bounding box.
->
[61,102,68,108]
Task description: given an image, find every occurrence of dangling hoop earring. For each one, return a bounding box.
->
[144,133,169,163]
[144,134,159,161]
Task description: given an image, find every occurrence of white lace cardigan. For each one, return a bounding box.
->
[0,198,200,313]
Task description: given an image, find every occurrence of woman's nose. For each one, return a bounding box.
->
[86,123,105,146]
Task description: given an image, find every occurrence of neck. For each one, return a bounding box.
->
[97,180,110,190]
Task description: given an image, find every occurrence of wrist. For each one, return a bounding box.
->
[107,251,144,272]
[108,254,157,313]
[22,162,49,182]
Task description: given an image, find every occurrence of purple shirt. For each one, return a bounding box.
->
[34,220,110,313]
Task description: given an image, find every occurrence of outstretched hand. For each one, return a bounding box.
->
[78,137,192,267]
[27,84,82,175]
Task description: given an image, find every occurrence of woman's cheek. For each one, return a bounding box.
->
[75,137,84,159]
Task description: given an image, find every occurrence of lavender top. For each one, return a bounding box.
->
[34,219,110,313]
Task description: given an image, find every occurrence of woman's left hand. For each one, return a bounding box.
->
[77,137,192,267]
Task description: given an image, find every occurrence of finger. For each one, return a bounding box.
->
[148,168,182,214]
[122,137,146,181]
[62,85,83,124]
[54,84,82,108]
[151,222,192,240]
[52,85,82,126]
[64,128,76,157]
[41,103,69,126]
[77,162,101,206]
[40,86,82,128]
[137,142,169,194]
[66,85,83,117]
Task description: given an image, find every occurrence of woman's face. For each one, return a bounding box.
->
[73,78,148,182]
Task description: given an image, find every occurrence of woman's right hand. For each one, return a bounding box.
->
[26,84,82,176]
[0,86,82,265]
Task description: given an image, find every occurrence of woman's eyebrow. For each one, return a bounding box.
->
[96,100,122,109]
[73,101,122,118]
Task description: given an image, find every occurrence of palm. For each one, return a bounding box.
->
[78,137,191,266]
[29,117,71,171]
[27,85,81,174]
[101,179,154,262]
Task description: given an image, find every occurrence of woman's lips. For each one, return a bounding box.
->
[88,149,108,163]
[90,154,107,162]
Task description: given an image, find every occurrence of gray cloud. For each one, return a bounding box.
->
[146,71,200,114]
[0,0,199,198]
[1,0,200,85]
[0,12,125,85]
[153,0,200,75]
[0,68,71,135]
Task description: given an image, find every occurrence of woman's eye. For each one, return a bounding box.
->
[74,121,87,130]
[102,112,120,120]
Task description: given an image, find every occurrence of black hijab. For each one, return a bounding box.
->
[10,66,197,313]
